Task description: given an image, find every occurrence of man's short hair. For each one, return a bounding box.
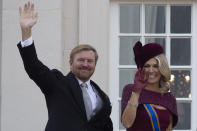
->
[70,44,98,63]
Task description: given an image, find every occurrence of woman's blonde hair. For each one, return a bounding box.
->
[155,54,171,93]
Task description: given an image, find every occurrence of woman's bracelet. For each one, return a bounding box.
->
[127,101,138,107]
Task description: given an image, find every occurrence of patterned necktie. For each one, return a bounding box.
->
[80,83,93,120]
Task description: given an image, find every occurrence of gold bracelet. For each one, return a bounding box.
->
[127,101,138,107]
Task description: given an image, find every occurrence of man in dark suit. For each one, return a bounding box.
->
[18,2,113,131]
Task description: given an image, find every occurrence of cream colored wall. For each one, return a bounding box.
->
[0,0,2,128]
[61,0,79,74]
[79,0,110,93]
[1,0,62,130]
[1,0,110,130]
[62,0,110,94]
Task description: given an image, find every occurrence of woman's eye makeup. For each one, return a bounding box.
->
[153,64,159,68]
[143,64,150,68]
[143,64,159,68]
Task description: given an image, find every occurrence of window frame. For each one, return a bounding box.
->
[109,0,197,131]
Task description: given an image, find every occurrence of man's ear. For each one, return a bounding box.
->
[69,60,73,70]
[69,60,72,66]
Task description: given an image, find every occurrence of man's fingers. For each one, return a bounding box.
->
[19,7,22,16]
[33,12,38,24]
[20,2,37,18]
[24,3,28,12]
[27,2,32,13]
[27,2,30,9]
[34,12,38,19]
[30,3,34,17]
[23,2,33,14]
[31,3,34,12]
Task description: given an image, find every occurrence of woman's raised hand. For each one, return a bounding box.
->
[133,68,148,93]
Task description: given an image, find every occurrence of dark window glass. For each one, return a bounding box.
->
[174,103,191,129]
[119,37,140,65]
[145,5,165,33]
[120,4,140,33]
[170,70,191,98]
[171,6,191,33]
[171,38,191,65]
[119,69,136,97]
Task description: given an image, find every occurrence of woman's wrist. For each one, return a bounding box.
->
[131,92,140,99]
[128,92,140,107]
[127,101,138,107]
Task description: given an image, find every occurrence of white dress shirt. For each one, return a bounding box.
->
[21,36,33,47]
[76,78,97,111]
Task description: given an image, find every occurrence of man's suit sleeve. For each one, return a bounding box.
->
[103,117,113,131]
[17,42,61,94]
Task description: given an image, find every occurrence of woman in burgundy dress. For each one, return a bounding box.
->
[121,41,178,131]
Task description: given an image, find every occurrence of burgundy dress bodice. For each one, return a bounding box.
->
[121,84,178,131]
[126,105,170,131]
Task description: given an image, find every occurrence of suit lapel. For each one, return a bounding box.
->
[66,72,87,120]
[65,73,111,122]
[89,81,112,121]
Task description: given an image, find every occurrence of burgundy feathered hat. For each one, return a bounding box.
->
[133,41,164,68]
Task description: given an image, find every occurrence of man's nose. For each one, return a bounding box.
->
[82,60,88,66]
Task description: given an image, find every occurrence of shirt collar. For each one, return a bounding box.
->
[76,77,91,88]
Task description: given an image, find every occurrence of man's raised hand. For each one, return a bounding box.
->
[19,2,38,41]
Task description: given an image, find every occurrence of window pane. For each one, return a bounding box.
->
[145,5,165,33]
[119,69,136,97]
[120,4,140,33]
[170,38,191,65]
[170,70,191,98]
[174,103,191,130]
[145,38,166,53]
[171,6,191,33]
[120,37,140,65]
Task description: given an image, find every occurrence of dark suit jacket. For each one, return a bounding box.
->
[17,43,113,131]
